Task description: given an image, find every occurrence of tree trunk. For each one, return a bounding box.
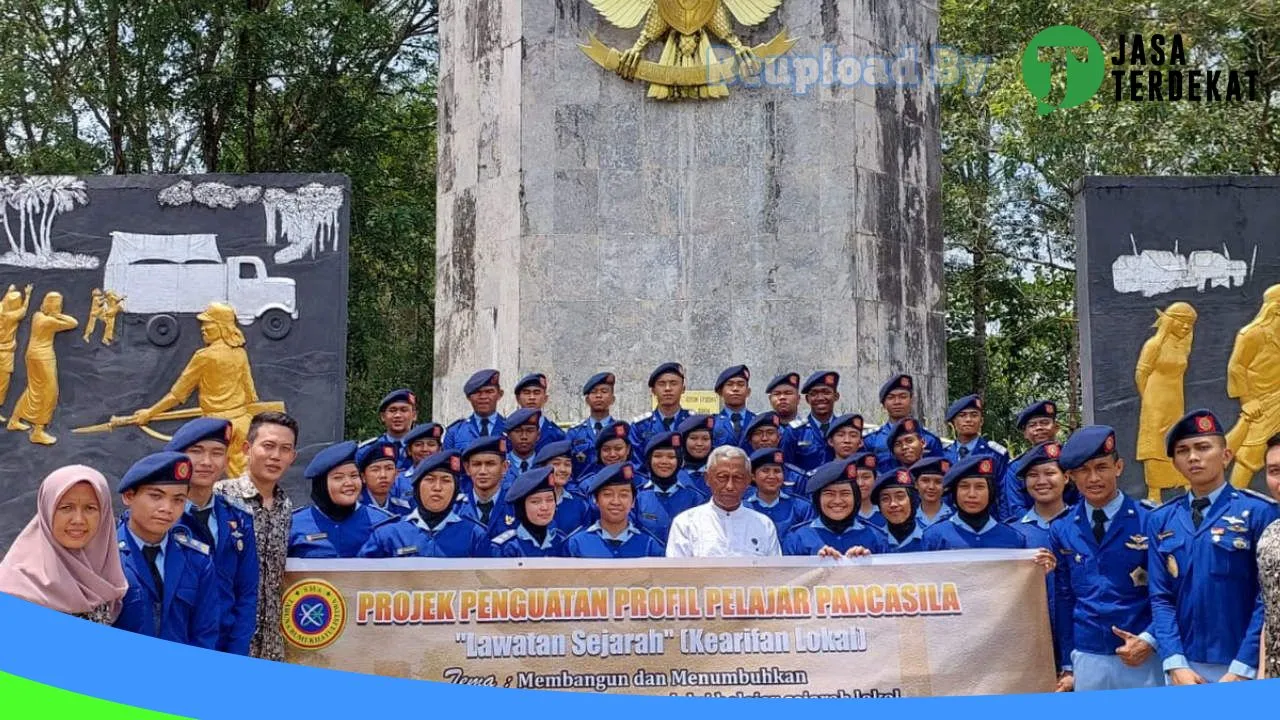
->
[105,0,126,174]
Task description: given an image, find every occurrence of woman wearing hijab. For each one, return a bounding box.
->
[359,450,490,558]
[531,440,592,535]
[872,468,924,553]
[633,431,708,542]
[288,441,394,558]
[491,467,569,557]
[0,465,128,623]
[676,414,715,491]
[782,458,889,557]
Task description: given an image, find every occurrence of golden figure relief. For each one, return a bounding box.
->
[581,0,794,99]
[6,291,78,444]
[1135,303,1196,501]
[75,302,284,477]
[1225,285,1280,488]
[82,288,104,342]
[0,284,34,420]
[100,291,124,345]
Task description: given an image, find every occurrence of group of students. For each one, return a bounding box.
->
[1,360,1278,694]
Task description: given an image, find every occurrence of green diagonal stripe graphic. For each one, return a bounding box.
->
[0,671,192,719]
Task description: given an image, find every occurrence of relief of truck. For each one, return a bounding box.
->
[1111,235,1256,297]
[102,231,298,345]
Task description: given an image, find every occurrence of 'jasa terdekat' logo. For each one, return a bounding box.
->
[282,578,348,650]
[1021,25,1260,115]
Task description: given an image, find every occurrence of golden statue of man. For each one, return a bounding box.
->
[1226,284,1280,488]
[131,302,260,477]
[101,291,124,345]
[0,284,34,419]
[1134,302,1197,502]
[82,288,104,342]
[7,291,78,444]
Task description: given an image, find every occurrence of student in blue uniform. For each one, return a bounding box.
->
[392,422,445,498]
[528,440,594,535]
[783,458,889,557]
[922,454,1057,570]
[848,451,886,528]
[826,413,866,464]
[1011,442,1072,549]
[863,374,945,469]
[570,421,634,495]
[457,436,510,529]
[502,407,543,484]
[358,440,414,517]
[513,373,568,452]
[711,365,755,447]
[566,463,666,558]
[943,394,1015,521]
[630,362,691,451]
[741,412,808,491]
[633,431,707,542]
[872,468,923,552]
[376,388,419,470]
[114,452,220,648]
[1049,427,1162,692]
[783,371,840,472]
[909,456,954,527]
[567,372,617,477]
[766,372,802,451]
[877,417,928,474]
[444,369,506,452]
[744,448,814,538]
[491,467,569,557]
[1147,409,1279,684]
[677,414,715,491]
[166,418,258,655]
[289,441,394,558]
[1004,400,1063,518]
[359,450,491,558]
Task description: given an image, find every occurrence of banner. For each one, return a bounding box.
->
[282,550,1056,697]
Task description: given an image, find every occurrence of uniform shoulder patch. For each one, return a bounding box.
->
[788,418,806,429]
[493,529,517,544]
[1139,499,1157,510]
[862,423,881,436]
[174,533,211,555]
[987,440,1008,455]
[1240,488,1279,505]
[220,493,254,515]
[390,497,412,508]
[631,413,650,424]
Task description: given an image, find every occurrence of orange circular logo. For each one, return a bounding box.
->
[407,392,417,406]
[846,464,858,479]
[1046,443,1060,458]
[743,368,751,380]
[897,470,912,484]
[449,456,461,472]
[825,373,836,385]
[1196,416,1213,432]
[768,415,779,427]
[852,416,863,430]
[382,446,395,458]
[789,374,799,385]
[223,424,233,443]
[622,465,634,480]
[862,455,876,468]
[671,434,681,447]
[975,398,983,410]
[941,461,951,472]
[175,460,192,481]
[773,452,784,465]
[901,376,912,388]
[614,424,626,438]
[1045,402,1056,415]
[605,374,614,384]
[904,419,916,432]
[1103,435,1115,452]
[978,459,993,474]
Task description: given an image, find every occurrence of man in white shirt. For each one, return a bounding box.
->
[666,445,782,557]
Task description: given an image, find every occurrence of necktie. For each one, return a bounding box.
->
[594,421,603,434]
[1192,497,1211,529]
[731,413,742,436]
[521,460,529,473]
[1092,508,1107,542]
[959,446,970,459]
[191,507,215,548]
[662,417,673,431]
[142,544,164,599]
[478,501,493,525]
[820,422,829,438]
[480,418,490,436]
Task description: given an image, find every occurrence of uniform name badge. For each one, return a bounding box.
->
[305,533,328,542]
[1166,554,1179,578]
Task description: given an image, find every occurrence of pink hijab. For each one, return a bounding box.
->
[0,465,129,617]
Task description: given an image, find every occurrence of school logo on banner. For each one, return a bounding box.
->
[282,578,348,650]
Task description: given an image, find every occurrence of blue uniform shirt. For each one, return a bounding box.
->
[178,496,258,655]
[360,486,415,517]
[443,413,505,453]
[491,525,569,558]
[744,492,815,539]
[1146,484,1279,678]
[632,475,709,542]
[486,489,594,539]
[864,422,945,473]
[713,407,756,448]
[884,524,925,553]
[922,514,1028,551]
[782,518,891,556]
[917,503,955,528]
[857,507,887,528]
[358,510,491,558]
[630,409,690,453]
[114,523,220,649]
[566,416,615,478]
[945,437,1014,520]
[535,416,568,452]
[565,522,665,559]
[783,416,835,471]
[288,504,393,558]
[1013,503,1072,668]
[1049,494,1155,671]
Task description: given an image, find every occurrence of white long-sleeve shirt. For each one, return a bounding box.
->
[665,501,782,558]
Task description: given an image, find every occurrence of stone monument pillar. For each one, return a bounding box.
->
[434,0,945,428]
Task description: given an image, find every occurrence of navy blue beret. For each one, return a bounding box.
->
[886,417,923,447]
[1059,425,1116,471]
[872,467,917,505]
[743,412,780,440]
[848,451,879,474]
[583,462,636,495]
[413,450,463,484]
[766,373,800,393]
[534,440,573,466]
[676,414,715,438]
[879,374,914,403]
[714,365,750,392]
[403,423,444,445]
[648,362,685,387]
[802,370,839,394]
[582,371,615,395]
[825,413,864,440]
[164,417,231,452]
[945,394,982,423]
[118,451,194,493]
[909,456,952,479]
[515,373,547,394]
[505,466,555,504]
[356,440,398,473]
[1014,441,1063,478]
[379,388,416,412]
[505,407,541,429]
[806,458,860,500]
[643,431,681,462]
[594,421,631,452]
[1016,400,1058,430]
[464,369,501,396]
[1165,409,1224,457]
[749,447,785,473]
[462,435,508,461]
[305,440,359,480]
[942,453,1000,491]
